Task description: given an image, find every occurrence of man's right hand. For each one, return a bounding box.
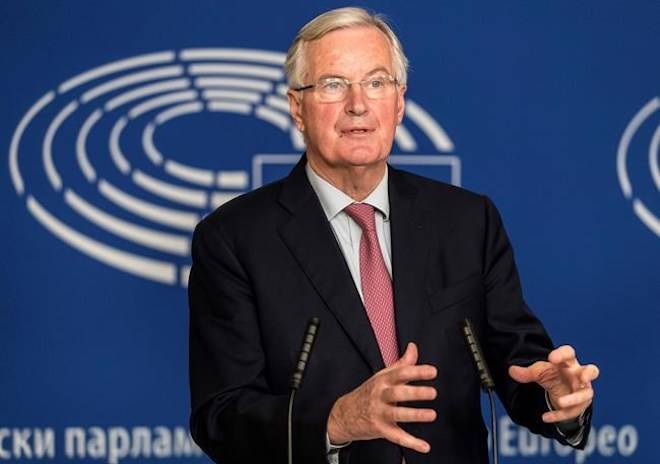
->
[326,342,437,454]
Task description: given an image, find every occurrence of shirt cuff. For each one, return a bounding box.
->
[544,390,587,445]
[326,432,351,453]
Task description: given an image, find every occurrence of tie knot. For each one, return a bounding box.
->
[344,203,376,232]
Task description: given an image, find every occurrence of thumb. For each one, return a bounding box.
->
[394,342,418,367]
[509,364,539,384]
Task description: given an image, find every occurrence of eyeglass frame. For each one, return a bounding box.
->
[292,74,400,101]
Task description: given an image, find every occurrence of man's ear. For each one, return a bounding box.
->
[288,90,305,132]
[396,84,406,125]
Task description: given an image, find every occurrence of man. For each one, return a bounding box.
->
[188,7,599,463]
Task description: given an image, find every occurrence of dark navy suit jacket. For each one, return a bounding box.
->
[188,156,590,463]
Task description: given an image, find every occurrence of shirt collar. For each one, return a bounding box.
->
[305,162,390,221]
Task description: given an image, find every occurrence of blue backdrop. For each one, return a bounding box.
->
[2,1,658,462]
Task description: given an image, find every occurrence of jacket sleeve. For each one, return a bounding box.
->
[480,196,591,449]
[188,218,334,463]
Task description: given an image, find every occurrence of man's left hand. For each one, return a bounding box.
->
[508,345,599,423]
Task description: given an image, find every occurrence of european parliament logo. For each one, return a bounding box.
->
[8,48,459,286]
[617,97,660,237]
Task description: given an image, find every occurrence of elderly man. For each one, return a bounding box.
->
[188,7,598,464]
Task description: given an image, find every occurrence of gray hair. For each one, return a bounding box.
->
[284,7,409,88]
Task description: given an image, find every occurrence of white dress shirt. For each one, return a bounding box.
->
[305,163,392,300]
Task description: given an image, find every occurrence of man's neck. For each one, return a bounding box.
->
[307,157,386,202]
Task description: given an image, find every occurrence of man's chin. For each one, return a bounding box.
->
[307,148,388,172]
[338,149,389,168]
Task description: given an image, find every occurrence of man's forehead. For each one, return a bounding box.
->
[304,26,393,78]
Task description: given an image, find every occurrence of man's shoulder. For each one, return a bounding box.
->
[392,168,506,246]
[392,167,486,210]
[195,178,285,236]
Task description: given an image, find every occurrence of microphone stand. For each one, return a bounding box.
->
[463,318,499,464]
[288,317,320,464]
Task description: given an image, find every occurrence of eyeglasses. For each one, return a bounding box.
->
[294,75,398,103]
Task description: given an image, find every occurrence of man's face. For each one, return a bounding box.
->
[288,26,406,175]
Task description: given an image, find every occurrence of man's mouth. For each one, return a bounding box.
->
[342,128,373,135]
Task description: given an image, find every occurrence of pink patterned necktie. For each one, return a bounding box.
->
[344,203,399,367]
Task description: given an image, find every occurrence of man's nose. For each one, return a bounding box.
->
[344,83,368,116]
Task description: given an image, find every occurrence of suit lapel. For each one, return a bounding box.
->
[277,158,385,373]
[388,167,430,355]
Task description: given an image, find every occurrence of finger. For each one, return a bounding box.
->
[389,406,437,423]
[381,423,431,454]
[553,387,594,409]
[389,364,437,384]
[382,385,437,403]
[580,364,600,383]
[548,345,578,367]
[508,361,550,384]
[542,404,588,423]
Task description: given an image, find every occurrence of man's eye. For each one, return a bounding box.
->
[369,79,385,89]
[322,80,344,91]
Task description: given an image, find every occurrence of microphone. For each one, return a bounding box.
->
[288,317,320,464]
[462,318,498,464]
[290,317,320,390]
[462,318,495,391]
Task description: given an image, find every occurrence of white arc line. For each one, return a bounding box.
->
[109,117,131,174]
[142,123,163,165]
[179,265,192,287]
[207,101,251,114]
[133,170,208,208]
[98,179,199,231]
[105,78,190,111]
[155,101,203,125]
[76,108,103,182]
[217,171,248,189]
[180,48,285,65]
[65,189,190,255]
[81,66,184,104]
[129,90,198,119]
[12,49,463,287]
[188,63,284,80]
[633,199,660,237]
[164,160,215,187]
[210,192,242,209]
[394,125,417,152]
[58,51,175,93]
[649,124,660,191]
[194,77,272,92]
[27,195,177,284]
[406,100,454,152]
[617,97,660,198]
[255,106,290,131]
[264,95,290,113]
[202,89,262,103]
[43,100,78,191]
[10,90,55,195]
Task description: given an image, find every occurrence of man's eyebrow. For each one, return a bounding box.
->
[364,67,391,77]
[315,67,392,82]
[317,73,345,81]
